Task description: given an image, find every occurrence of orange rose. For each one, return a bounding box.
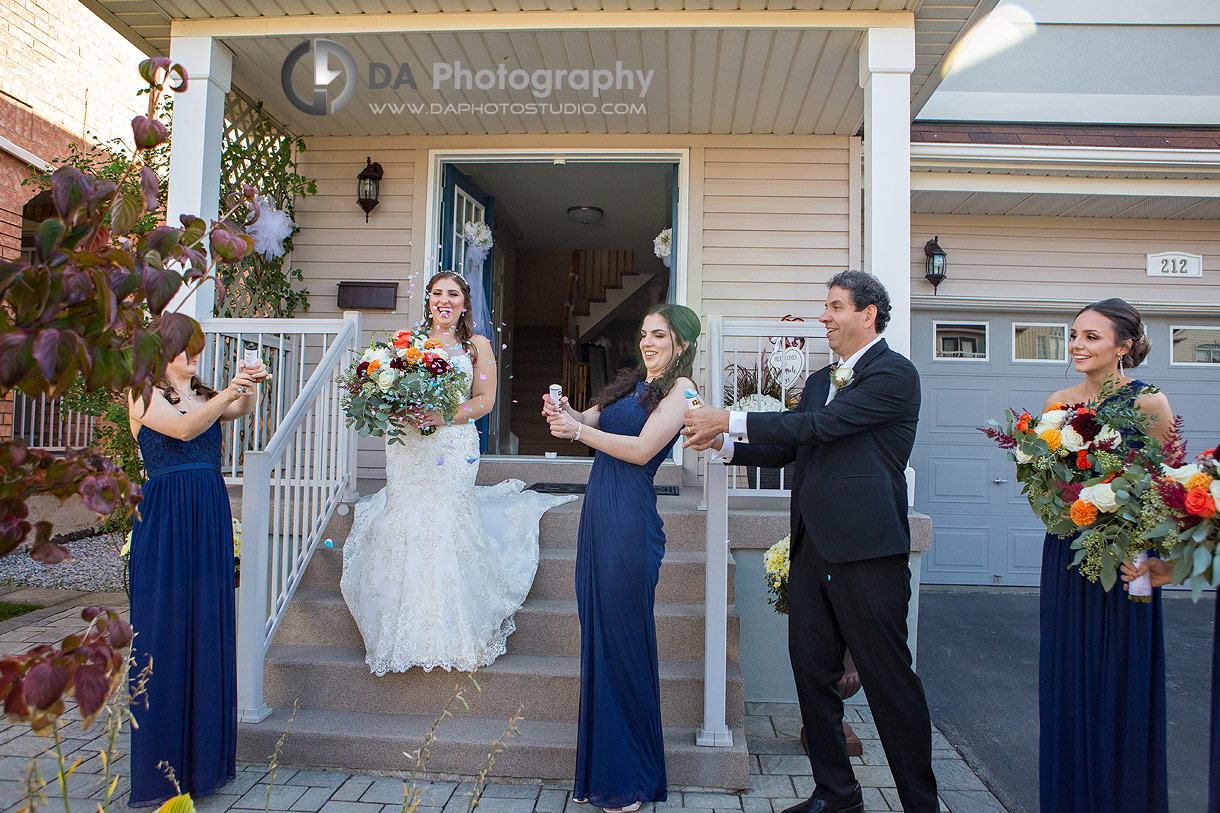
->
[1185,487,1217,518]
[366,359,381,373]
[1186,472,1214,491]
[404,347,423,364]
[1015,418,1030,433]
[1050,402,1068,410]
[1076,450,1090,470]
[392,330,412,349]
[1070,499,1098,526]
[1039,429,1062,451]
[423,338,441,350]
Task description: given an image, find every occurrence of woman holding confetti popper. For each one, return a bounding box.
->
[340,271,575,675]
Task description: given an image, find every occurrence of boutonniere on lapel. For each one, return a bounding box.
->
[830,362,854,393]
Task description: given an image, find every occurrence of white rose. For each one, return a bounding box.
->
[377,370,398,391]
[1093,425,1121,448]
[1059,425,1087,452]
[1015,448,1033,465]
[1036,409,1068,433]
[1210,479,1220,505]
[1078,483,1120,513]
[1162,463,1203,486]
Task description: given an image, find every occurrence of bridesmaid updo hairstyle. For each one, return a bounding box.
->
[158,375,217,405]
[592,303,702,414]
[420,270,478,359]
[1076,298,1150,368]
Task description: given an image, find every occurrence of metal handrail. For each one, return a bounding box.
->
[236,311,362,722]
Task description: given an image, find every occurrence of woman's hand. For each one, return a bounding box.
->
[225,370,258,399]
[541,393,568,418]
[548,409,581,440]
[409,410,447,429]
[238,359,271,382]
[1121,556,1172,589]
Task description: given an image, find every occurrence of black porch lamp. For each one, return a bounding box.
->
[357,157,383,222]
[924,236,947,294]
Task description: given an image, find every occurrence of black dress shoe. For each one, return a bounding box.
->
[780,785,864,813]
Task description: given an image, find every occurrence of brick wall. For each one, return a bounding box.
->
[0,0,147,259]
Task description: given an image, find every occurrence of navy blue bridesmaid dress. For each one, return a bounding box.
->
[127,418,237,807]
[1038,380,1168,812]
[1210,593,1220,813]
[574,382,677,809]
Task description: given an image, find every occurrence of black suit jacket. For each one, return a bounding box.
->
[731,339,920,563]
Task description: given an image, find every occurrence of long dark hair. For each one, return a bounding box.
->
[158,375,217,405]
[591,303,701,413]
[420,271,478,359]
[1076,297,1150,368]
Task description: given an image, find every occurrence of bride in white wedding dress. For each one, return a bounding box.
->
[340,271,575,675]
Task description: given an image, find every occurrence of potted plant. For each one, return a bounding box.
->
[723,363,799,489]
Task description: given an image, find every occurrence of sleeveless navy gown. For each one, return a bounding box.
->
[127,419,237,806]
[1211,593,1220,813]
[574,383,677,808]
[1038,380,1168,812]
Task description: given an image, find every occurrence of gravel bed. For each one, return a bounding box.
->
[0,532,128,592]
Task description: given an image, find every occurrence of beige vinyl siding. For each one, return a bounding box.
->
[909,215,1220,306]
[701,146,851,319]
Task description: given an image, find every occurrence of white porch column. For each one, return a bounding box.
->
[166,36,232,321]
[859,26,914,355]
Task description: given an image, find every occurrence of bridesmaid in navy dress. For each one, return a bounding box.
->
[543,303,701,812]
[1037,299,1174,813]
[126,351,267,806]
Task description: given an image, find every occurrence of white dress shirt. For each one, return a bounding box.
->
[713,335,883,463]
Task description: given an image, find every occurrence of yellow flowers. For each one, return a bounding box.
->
[1186,471,1214,492]
[1039,428,1062,452]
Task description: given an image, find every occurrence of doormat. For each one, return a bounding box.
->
[527,483,680,497]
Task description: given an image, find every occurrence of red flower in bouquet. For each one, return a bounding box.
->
[392,330,413,349]
[1185,487,1217,518]
[355,361,369,378]
[424,355,450,375]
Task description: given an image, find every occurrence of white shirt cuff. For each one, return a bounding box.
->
[710,435,735,463]
[728,411,748,443]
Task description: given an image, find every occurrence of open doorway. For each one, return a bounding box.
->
[438,159,678,457]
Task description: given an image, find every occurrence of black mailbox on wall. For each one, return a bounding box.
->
[337,281,398,310]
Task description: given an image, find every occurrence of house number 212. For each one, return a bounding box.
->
[1146,252,1202,278]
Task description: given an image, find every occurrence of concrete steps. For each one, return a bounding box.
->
[276,590,739,662]
[239,482,752,790]
[238,708,749,786]
[263,645,745,728]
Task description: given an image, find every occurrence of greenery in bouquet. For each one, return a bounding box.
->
[339,329,468,444]
[981,378,1170,595]
[763,534,790,615]
[1143,436,1220,600]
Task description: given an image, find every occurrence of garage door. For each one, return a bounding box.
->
[912,310,1220,586]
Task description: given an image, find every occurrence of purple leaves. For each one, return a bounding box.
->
[131,116,169,150]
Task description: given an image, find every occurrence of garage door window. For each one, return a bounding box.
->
[1013,323,1067,363]
[1171,326,1220,365]
[934,322,988,361]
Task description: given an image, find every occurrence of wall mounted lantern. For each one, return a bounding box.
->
[924,236,947,294]
[357,157,383,222]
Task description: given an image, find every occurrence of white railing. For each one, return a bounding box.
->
[197,318,359,485]
[696,314,830,748]
[235,311,362,722]
[11,393,95,452]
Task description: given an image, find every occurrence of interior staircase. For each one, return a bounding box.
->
[508,326,580,457]
[236,460,752,790]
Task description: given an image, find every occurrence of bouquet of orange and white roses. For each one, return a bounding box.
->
[982,379,1169,600]
[339,329,468,444]
[1144,441,1220,600]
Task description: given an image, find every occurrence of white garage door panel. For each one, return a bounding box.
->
[914,311,1220,587]
[928,457,991,502]
[926,526,991,577]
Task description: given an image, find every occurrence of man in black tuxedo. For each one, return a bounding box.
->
[684,271,937,813]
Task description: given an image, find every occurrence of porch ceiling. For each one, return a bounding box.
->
[82,0,993,137]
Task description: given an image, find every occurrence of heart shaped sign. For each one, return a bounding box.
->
[767,346,805,390]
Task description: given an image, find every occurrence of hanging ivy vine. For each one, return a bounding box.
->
[217,101,317,318]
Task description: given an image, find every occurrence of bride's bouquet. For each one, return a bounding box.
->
[1145,440,1220,600]
[981,380,1170,599]
[339,330,468,444]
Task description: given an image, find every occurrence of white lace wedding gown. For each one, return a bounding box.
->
[340,352,575,675]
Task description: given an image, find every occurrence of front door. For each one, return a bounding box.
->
[440,166,496,452]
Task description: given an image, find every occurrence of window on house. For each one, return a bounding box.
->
[934,322,988,361]
[1171,327,1220,365]
[1013,323,1067,362]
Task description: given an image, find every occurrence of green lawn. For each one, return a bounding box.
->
[0,602,43,623]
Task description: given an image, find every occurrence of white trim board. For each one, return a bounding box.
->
[911,172,1218,198]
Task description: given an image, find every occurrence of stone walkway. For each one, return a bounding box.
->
[0,588,1006,813]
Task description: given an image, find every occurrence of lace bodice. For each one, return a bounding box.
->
[137,418,222,476]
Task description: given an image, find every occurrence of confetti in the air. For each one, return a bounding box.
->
[466,457,478,464]
[437,457,445,465]
[324,539,334,548]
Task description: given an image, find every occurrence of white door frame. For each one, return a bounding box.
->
[423,147,692,467]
